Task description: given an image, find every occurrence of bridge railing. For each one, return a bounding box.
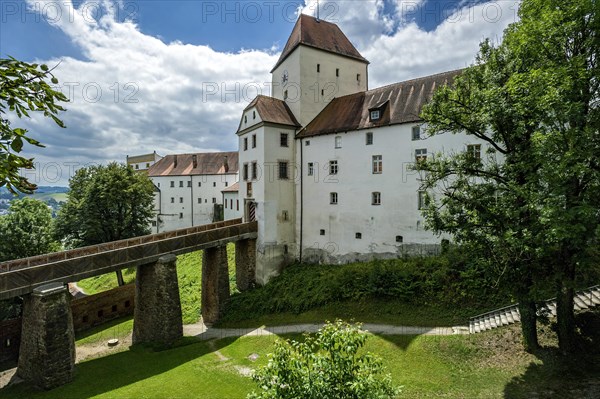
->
[0,218,242,273]
[0,219,257,300]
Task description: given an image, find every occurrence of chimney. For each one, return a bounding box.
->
[173,155,178,168]
[223,156,229,173]
[192,154,198,169]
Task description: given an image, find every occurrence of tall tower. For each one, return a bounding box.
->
[271,14,370,127]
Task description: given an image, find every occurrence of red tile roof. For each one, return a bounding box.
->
[147,152,238,176]
[271,14,369,73]
[297,69,462,138]
[237,95,300,133]
[222,182,239,192]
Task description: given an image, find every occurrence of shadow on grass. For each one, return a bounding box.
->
[0,335,241,399]
[504,310,600,398]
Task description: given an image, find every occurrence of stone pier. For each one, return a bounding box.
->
[235,239,256,291]
[133,254,183,347]
[17,283,75,390]
[202,245,230,324]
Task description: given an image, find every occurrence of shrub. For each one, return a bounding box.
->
[248,320,400,399]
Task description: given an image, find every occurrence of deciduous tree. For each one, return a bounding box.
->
[417,0,600,353]
[0,57,68,194]
[54,162,155,284]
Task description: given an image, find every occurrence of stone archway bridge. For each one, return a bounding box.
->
[0,218,257,390]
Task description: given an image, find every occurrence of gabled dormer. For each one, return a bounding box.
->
[271,14,370,127]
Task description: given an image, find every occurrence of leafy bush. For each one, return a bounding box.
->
[223,248,508,322]
[248,320,400,399]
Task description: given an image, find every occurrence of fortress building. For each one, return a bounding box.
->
[237,14,485,284]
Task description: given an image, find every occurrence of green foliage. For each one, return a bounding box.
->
[54,162,155,248]
[223,250,507,325]
[0,197,60,261]
[248,320,400,399]
[0,57,68,194]
[416,0,600,351]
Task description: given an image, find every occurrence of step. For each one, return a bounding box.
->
[494,313,501,327]
[500,312,509,325]
[511,309,521,322]
[574,296,589,310]
[483,315,492,331]
[506,311,515,323]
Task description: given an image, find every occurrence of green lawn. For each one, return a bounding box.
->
[3,322,599,399]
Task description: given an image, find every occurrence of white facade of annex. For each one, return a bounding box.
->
[149,173,238,233]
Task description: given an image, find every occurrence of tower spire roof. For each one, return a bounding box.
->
[271,14,369,73]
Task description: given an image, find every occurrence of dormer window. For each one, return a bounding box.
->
[370,110,380,121]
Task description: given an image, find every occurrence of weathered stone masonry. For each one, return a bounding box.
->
[133,254,183,347]
[17,283,75,390]
[235,239,256,291]
[202,245,230,324]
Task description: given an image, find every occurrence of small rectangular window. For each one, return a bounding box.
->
[151,221,157,227]
[370,110,380,121]
[179,181,183,187]
[357,74,361,82]
[252,134,257,148]
[278,161,289,180]
[280,133,289,147]
[247,182,253,197]
[282,210,289,221]
[330,192,338,204]
[415,148,427,162]
[179,212,183,219]
[252,162,258,180]
[308,162,314,176]
[412,125,421,141]
[225,181,228,187]
[372,192,381,205]
[213,182,216,187]
[366,132,373,145]
[135,164,139,169]
[329,160,338,175]
[198,182,201,187]
[243,163,249,181]
[305,140,310,146]
[320,229,325,236]
[171,197,175,203]
[372,155,382,174]
[317,64,320,73]
[179,197,183,203]
[170,181,175,188]
[157,182,160,187]
[467,144,482,161]
[187,181,191,187]
[355,232,362,239]
[244,137,248,150]
[212,197,217,204]
[336,68,339,77]
[418,191,427,210]
[396,235,403,243]
[237,200,239,211]
[284,90,288,100]
[335,136,342,149]
[198,198,202,204]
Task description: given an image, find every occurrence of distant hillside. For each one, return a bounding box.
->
[0,186,69,199]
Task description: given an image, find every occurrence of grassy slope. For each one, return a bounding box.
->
[3,318,600,399]
[77,244,237,324]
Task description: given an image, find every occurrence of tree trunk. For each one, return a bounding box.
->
[555,279,576,354]
[518,298,538,353]
[116,270,125,286]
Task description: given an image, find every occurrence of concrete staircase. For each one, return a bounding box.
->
[469,285,600,334]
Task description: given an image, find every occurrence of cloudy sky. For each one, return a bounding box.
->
[1,0,520,186]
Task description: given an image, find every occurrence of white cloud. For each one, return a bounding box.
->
[15,0,520,186]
